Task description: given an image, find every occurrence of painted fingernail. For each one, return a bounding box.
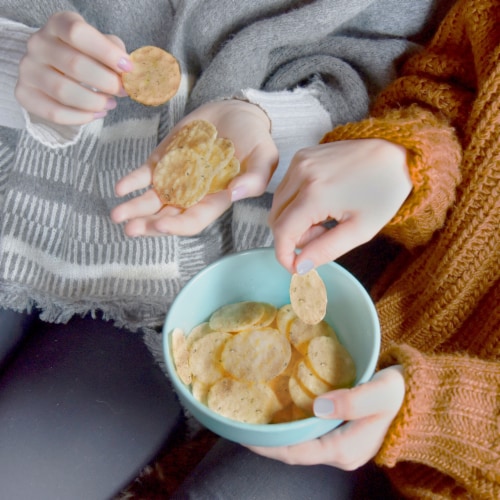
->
[118,57,133,72]
[313,398,335,417]
[296,259,314,275]
[105,98,117,110]
[231,185,248,202]
[94,110,107,120]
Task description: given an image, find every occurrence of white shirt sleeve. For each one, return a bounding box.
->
[237,87,332,193]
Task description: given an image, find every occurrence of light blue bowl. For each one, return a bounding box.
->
[163,247,380,447]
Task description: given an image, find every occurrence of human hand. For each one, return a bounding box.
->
[111,99,278,236]
[248,365,405,470]
[15,11,132,125]
[268,139,411,273]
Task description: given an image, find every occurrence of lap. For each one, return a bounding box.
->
[172,438,396,500]
[0,309,183,500]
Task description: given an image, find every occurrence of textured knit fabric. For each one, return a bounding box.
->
[322,0,499,498]
[0,0,448,332]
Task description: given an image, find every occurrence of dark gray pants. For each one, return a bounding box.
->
[173,437,397,500]
[0,308,183,500]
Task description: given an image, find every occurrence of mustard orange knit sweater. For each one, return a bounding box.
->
[322,0,499,498]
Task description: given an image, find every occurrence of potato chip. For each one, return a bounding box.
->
[166,120,218,158]
[189,331,231,385]
[276,304,297,336]
[186,321,213,347]
[153,147,215,207]
[171,327,192,385]
[221,328,291,382]
[290,269,327,325]
[209,157,240,193]
[171,298,357,426]
[268,374,293,407]
[122,46,181,106]
[209,301,266,332]
[191,379,210,405]
[307,335,356,388]
[296,360,332,396]
[288,375,315,413]
[207,378,282,424]
[288,317,336,353]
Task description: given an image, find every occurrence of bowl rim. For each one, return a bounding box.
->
[162,247,380,434]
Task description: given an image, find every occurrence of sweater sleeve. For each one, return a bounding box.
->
[320,0,484,249]
[375,344,500,499]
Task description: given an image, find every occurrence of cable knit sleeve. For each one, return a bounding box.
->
[319,0,484,249]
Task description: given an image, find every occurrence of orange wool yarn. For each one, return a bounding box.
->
[322,0,499,498]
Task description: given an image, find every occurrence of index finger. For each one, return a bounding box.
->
[48,12,131,73]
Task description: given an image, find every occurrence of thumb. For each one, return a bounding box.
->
[230,143,278,201]
[313,367,405,421]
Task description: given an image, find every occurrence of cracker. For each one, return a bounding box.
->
[171,327,192,385]
[290,269,327,325]
[189,331,231,385]
[207,378,282,424]
[152,147,215,207]
[208,301,266,332]
[122,46,181,106]
[221,328,291,382]
[307,335,356,388]
[167,120,218,158]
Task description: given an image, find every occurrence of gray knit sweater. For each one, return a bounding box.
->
[0,0,450,332]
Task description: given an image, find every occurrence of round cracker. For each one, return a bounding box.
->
[122,46,181,106]
[221,327,291,382]
[188,331,231,385]
[207,378,282,424]
[208,301,266,332]
[307,335,356,388]
[290,269,327,325]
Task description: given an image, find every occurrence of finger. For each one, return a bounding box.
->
[47,12,132,75]
[230,143,278,201]
[293,215,378,270]
[154,191,232,236]
[314,367,405,421]
[271,193,333,273]
[115,164,154,197]
[32,34,125,97]
[19,58,116,113]
[15,85,100,125]
[110,189,163,224]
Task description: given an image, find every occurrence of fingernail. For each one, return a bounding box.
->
[94,110,107,120]
[296,259,314,275]
[313,398,335,417]
[231,185,248,202]
[118,57,133,72]
[105,98,117,110]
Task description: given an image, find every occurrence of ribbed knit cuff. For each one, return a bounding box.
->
[375,344,500,489]
[238,87,332,193]
[321,105,462,248]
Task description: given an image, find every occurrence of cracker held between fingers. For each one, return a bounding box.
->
[122,45,181,106]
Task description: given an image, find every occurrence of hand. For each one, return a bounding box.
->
[248,366,405,470]
[268,139,411,273]
[15,11,132,125]
[111,99,278,236]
